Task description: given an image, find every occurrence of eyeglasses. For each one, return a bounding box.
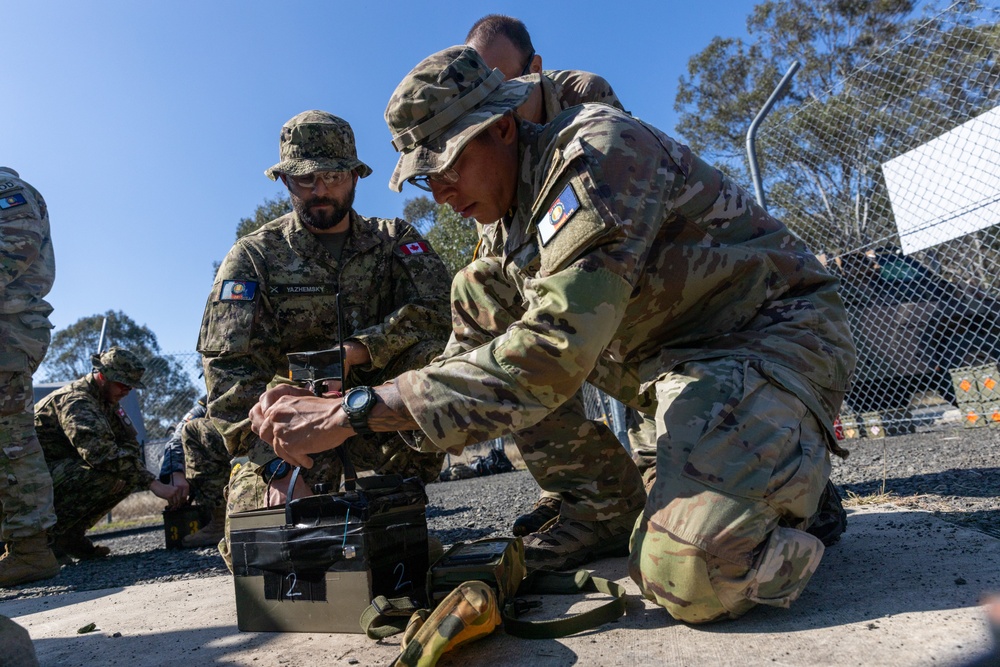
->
[520,50,535,77]
[285,170,352,190]
[406,167,460,192]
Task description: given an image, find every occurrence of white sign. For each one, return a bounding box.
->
[882,105,1000,255]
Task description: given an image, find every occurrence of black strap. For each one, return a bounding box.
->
[501,570,626,639]
[360,595,422,639]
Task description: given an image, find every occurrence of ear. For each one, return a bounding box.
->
[494,113,518,145]
[529,54,542,75]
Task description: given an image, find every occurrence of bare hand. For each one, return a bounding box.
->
[171,472,190,506]
[150,479,184,507]
[250,393,354,469]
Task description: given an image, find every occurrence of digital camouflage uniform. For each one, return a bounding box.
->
[198,112,452,565]
[34,350,153,544]
[0,168,56,545]
[158,398,227,509]
[385,47,857,623]
[180,417,228,510]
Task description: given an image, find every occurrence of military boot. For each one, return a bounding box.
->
[512,496,562,537]
[806,480,848,547]
[0,532,61,587]
[182,506,227,549]
[522,507,642,572]
[52,531,111,561]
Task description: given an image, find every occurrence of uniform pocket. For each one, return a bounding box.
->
[680,361,800,501]
[199,299,256,354]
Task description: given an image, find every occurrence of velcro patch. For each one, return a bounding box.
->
[267,284,334,296]
[538,184,579,246]
[219,280,258,301]
[0,193,27,210]
[400,241,430,255]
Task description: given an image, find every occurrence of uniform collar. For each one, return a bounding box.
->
[286,209,380,266]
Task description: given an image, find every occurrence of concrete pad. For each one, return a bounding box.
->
[6,505,999,667]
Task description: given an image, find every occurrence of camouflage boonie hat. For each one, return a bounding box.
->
[265,111,372,181]
[91,347,147,390]
[385,46,532,192]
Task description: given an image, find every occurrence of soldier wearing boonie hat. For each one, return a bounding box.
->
[265,110,372,181]
[199,110,452,571]
[464,13,632,540]
[91,347,147,390]
[251,43,857,626]
[35,346,183,562]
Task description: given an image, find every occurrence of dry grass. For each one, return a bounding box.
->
[89,491,166,533]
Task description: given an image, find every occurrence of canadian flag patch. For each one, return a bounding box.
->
[400,241,430,255]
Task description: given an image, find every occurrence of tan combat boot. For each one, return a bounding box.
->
[0,532,60,587]
[182,506,227,548]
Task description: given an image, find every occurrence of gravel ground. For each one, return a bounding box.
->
[2,419,997,603]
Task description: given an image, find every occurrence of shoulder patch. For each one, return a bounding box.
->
[116,406,133,426]
[399,241,431,255]
[0,193,28,210]
[219,279,258,301]
[538,184,579,246]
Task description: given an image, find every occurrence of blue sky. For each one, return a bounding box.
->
[4,1,757,354]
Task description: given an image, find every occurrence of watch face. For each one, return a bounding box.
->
[345,389,368,410]
[263,457,290,481]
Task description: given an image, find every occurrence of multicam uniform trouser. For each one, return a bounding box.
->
[46,458,134,541]
[0,317,55,541]
[452,258,834,624]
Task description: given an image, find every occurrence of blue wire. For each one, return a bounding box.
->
[342,507,351,548]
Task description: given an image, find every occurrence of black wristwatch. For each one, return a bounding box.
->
[262,457,291,484]
[342,386,377,436]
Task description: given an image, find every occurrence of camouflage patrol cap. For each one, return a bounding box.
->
[91,347,147,390]
[265,111,372,181]
[384,46,532,192]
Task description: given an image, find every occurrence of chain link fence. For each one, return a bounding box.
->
[751,2,1000,437]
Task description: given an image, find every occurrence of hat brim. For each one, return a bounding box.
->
[389,78,533,193]
[265,157,372,181]
[102,370,146,390]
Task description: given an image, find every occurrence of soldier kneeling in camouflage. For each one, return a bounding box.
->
[251,46,858,624]
[35,348,183,562]
[198,111,452,569]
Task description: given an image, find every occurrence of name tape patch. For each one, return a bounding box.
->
[538,184,580,246]
[0,193,27,210]
[268,284,334,295]
[219,280,258,301]
[400,241,430,255]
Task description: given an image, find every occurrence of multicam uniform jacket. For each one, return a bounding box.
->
[0,169,54,373]
[34,374,154,492]
[398,104,856,453]
[198,210,451,459]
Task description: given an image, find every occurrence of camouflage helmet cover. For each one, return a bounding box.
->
[384,45,532,192]
[265,110,373,181]
[91,346,147,390]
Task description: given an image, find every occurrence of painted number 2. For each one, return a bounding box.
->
[285,572,303,598]
[393,562,411,591]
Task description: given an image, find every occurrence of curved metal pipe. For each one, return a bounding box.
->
[747,60,801,212]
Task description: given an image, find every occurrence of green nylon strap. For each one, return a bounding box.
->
[501,570,627,640]
[360,595,422,639]
[360,570,627,641]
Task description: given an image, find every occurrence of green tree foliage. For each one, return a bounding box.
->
[236,194,292,240]
[41,310,197,439]
[674,0,999,254]
[404,196,478,276]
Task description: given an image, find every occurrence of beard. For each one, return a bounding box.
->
[291,183,356,231]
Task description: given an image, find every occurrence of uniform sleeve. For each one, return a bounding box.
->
[347,222,453,373]
[547,70,626,113]
[57,393,154,489]
[197,242,280,458]
[158,416,188,477]
[397,119,678,453]
[0,183,44,294]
